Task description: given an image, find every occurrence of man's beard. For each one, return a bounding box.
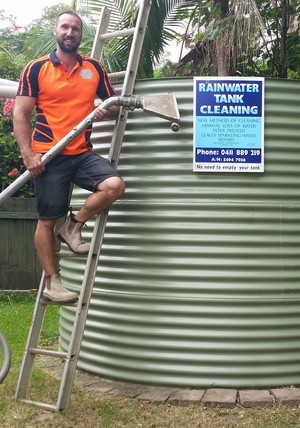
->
[57,38,81,54]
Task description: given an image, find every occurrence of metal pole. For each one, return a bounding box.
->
[0,96,141,206]
[0,93,179,206]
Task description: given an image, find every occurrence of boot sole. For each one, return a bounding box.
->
[41,294,78,304]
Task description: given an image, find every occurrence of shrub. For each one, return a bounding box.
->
[0,97,35,198]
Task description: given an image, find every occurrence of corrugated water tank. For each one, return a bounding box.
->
[59,77,300,388]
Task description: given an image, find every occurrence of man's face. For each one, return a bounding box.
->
[55,14,82,54]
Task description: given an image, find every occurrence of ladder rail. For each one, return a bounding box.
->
[109,0,152,167]
[57,212,108,409]
[91,6,110,61]
[56,2,152,410]
[15,273,46,400]
[121,0,152,97]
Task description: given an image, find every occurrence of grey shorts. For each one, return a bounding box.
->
[34,151,122,219]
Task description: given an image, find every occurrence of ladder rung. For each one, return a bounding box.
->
[55,250,90,258]
[108,71,127,79]
[40,299,78,307]
[40,301,87,310]
[69,204,84,210]
[18,399,57,412]
[29,348,68,358]
[100,27,135,40]
[55,251,97,258]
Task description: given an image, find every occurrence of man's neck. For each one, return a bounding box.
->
[56,48,78,72]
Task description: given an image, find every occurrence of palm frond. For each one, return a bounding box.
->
[78,0,198,75]
[79,0,137,27]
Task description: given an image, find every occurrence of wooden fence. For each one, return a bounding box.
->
[0,198,42,291]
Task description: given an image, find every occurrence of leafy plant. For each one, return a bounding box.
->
[0,98,35,198]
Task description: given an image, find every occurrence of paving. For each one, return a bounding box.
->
[40,357,300,408]
[78,376,300,408]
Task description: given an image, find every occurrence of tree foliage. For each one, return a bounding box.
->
[256,0,300,78]
[0,1,299,81]
[0,1,298,199]
[75,0,187,78]
[176,0,300,78]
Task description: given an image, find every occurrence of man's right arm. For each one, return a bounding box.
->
[13,96,45,177]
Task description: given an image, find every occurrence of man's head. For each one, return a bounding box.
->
[55,11,83,54]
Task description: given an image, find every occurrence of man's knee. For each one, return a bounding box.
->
[115,177,125,198]
[36,218,57,233]
[97,176,125,200]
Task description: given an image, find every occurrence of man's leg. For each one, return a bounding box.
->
[35,219,57,277]
[33,155,79,302]
[57,176,125,254]
[35,219,78,303]
[75,176,125,222]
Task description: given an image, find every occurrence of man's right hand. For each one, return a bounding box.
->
[22,152,45,177]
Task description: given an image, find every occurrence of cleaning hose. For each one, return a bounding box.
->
[0,331,11,383]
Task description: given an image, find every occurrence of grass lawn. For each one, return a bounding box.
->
[1,292,300,428]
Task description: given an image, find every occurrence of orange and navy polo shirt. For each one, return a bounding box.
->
[17,50,117,155]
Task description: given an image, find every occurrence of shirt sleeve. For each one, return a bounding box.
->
[88,59,117,100]
[16,59,45,98]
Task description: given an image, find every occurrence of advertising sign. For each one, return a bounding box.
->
[193,77,264,172]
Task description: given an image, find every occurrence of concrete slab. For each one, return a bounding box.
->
[271,388,300,405]
[239,390,274,408]
[168,389,205,406]
[202,388,237,408]
[108,384,146,398]
[85,384,119,394]
[137,387,173,404]
[76,375,116,390]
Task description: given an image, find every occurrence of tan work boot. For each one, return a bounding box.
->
[42,273,78,303]
[57,214,90,254]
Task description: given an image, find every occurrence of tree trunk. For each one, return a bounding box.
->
[214,0,230,76]
[216,31,230,76]
[280,0,288,78]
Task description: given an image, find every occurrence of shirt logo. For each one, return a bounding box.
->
[80,69,93,79]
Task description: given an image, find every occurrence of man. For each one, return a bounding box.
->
[13,11,125,303]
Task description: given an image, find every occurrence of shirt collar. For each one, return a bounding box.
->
[50,50,83,66]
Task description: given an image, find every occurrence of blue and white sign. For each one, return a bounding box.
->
[193,77,264,172]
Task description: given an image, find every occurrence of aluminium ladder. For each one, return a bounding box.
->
[15,0,152,412]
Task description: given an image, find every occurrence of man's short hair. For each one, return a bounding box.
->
[56,10,83,30]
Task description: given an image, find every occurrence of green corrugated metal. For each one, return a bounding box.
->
[59,77,300,388]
